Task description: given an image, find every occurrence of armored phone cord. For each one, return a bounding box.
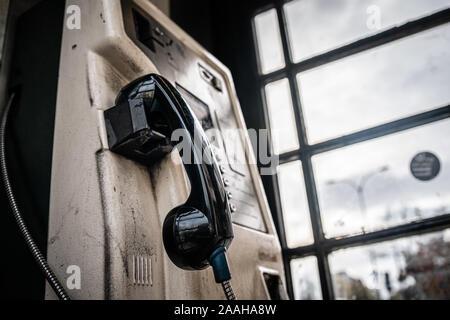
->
[1,93,70,300]
[221,280,236,300]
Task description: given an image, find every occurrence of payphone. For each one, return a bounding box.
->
[1,0,287,300]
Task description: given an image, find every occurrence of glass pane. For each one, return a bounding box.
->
[265,78,299,154]
[298,24,450,144]
[284,0,450,62]
[254,9,285,74]
[313,118,450,239]
[291,256,322,300]
[277,161,313,247]
[330,228,450,300]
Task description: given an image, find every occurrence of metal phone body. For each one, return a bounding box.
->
[45,0,286,299]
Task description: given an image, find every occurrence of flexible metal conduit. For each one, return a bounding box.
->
[0,93,70,300]
[221,280,236,300]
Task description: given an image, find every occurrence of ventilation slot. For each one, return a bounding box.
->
[131,254,152,286]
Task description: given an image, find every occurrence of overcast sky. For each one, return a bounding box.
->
[259,0,450,299]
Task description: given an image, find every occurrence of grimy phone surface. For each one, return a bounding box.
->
[44,0,286,299]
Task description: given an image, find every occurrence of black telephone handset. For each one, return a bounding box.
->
[104,74,235,297]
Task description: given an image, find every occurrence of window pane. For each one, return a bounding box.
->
[313,118,450,239]
[291,256,322,300]
[254,9,285,74]
[298,24,450,143]
[277,161,313,247]
[330,229,450,300]
[284,0,450,62]
[265,78,299,154]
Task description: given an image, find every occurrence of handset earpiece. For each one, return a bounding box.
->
[104,74,235,298]
[162,206,212,269]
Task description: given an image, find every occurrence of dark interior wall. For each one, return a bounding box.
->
[0,0,65,299]
[170,0,215,52]
[170,0,281,232]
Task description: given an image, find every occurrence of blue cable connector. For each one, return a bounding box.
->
[208,246,231,283]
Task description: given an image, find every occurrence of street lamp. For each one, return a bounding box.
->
[326,165,389,233]
[326,165,389,295]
